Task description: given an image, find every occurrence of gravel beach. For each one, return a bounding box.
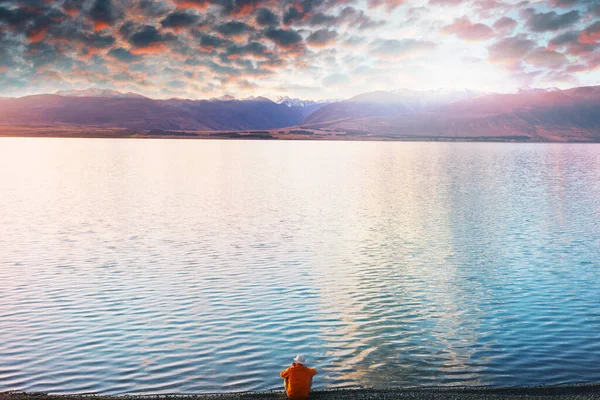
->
[2,385,600,400]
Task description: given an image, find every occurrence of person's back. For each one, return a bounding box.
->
[280,354,317,400]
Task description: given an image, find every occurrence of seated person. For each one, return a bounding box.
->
[280,354,317,400]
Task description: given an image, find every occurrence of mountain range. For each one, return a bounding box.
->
[54,88,149,99]
[0,86,598,141]
[0,90,326,131]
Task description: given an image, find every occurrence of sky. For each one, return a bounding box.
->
[0,0,598,100]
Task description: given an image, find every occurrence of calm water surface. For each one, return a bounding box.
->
[1,138,600,394]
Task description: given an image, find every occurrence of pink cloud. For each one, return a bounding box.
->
[526,47,568,69]
[493,17,517,33]
[441,17,494,41]
[579,21,600,44]
[488,35,536,66]
[367,0,407,10]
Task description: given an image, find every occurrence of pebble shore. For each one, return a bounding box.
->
[2,384,600,400]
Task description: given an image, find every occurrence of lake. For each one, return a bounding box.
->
[1,138,599,394]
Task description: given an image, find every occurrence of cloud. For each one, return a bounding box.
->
[25,41,73,69]
[280,0,330,26]
[306,12,336,26]
[0,4,43,31]
[89,0,116,31]
[62,0,86,17]
[265,27,303,48]
[216,21,253,36]
[523,9,580,32]
[222,41,272,60]
[580,21,600,44]
[493,17,517,33]
[548,0,579,7]
[563,53,599,74]
[236,79,258,90]
[166,79,186,88]
[550,31,579,47]
[193,32,232,53]
[406,6,428,22]
[488,35,536,66]
[367,0,407,10]
[174,0,211,10]
[255,7,279,26]
[0,0,597,99]
[223,0,273,17]
[107,47,142,63]
[344,36,367,47]
[283,6,304,25]
[509,70,543,87]
[136,0,173,18]
[473,0,508,18]
[161,11,200,29]
[371,38,436,59]
[304,7,383,30]
[525,47,567,69]
[441,17,494,41]
[428,0,468,5]
[83,32,115,48]
[26,25,48,43]
[549,26,599,56]
[337,7,383,30]
[129,25,176,53]
[0,33,23,69]
[306,29,337,47]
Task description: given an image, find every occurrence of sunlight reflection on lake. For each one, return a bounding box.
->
[1,138,599,394]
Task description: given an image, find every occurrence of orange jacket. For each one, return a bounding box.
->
[280,363,317,400]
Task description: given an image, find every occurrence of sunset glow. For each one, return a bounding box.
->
[0,0,598,100]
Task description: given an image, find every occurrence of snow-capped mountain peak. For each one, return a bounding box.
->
[518,87,561,94]
[276,96,333,107]
[210,94,236,101]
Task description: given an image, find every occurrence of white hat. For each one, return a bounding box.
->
[293,354,307,364]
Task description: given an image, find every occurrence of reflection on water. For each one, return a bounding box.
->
[1,138,600,394]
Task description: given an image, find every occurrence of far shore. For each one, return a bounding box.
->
[2,384,600,400]
[1,125,597,143]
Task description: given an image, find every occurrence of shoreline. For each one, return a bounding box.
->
[1,133,599,144]
[2,384,600,400]
[1,125,598,144]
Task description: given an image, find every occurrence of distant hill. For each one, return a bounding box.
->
[305,89,482,125]
[0,95,205,130]
[0,86,598,141]
[55,88,148,99]
[0,93,318,131]
[304,86,600,142]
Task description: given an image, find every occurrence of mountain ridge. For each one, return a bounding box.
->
[0,93,317,131]
[1,86,598,141]
[55,88,149,99]
[304,86,600,142]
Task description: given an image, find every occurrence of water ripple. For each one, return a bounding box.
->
[1,139,600,394]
